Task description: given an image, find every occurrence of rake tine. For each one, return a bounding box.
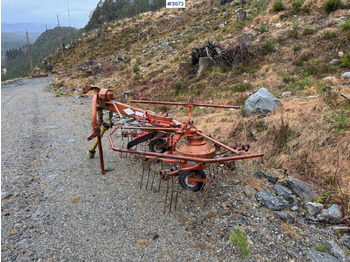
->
[150,160,157,191]
[174,177,180,210]
[169,176,175,213]
[164,179,169,214]
[145,161,151,190]
[140,159,145,189]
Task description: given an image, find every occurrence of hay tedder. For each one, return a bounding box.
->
[84,85,263,212]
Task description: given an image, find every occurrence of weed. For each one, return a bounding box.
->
[79,52,86,59]
[153,234,160,240]
[259,24,268,33]
[341,21,350,31]
[293,45,301,52]
[172,80,184,95]
[302,28,316,35]
[272,0,285,12]
[230,226,251,258]
[315,243,330,252]
[257,0,268,12]
[291,0,304,12]
[301,59,337,79]
[273,117,294,150]
[255,119,268,132]
[295,53,310,66]
[136,57,142,64]
[331,109,350,130]
[340,54,350,68]
[261,41,275,55]
[324,0,343,13]
[316,192,331,204]
[323,31,337,39]
[183,32,195,46]
[133,64,140,73]
[232,82,252,92]
[317,82,339,107]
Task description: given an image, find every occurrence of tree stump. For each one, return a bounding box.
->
[197,57,212,77]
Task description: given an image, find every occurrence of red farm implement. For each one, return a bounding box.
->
[84,85,263,212]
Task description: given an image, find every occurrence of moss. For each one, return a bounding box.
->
[315,243,330,252]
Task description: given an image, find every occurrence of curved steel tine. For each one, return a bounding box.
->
[164,179,169,214]
[145,160,151,190]
[169,176,174,213]
[174,177,180,210]
[140,157,145,189]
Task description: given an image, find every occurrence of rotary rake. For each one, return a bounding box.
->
[83,85,264,213]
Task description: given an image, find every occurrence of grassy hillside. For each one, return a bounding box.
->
[48,0,350,217]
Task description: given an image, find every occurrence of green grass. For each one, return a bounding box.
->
[323,31,337,39]
[272,0,285,12]
[291,0,304,12]
[324,0,343,13]
[230,226,251,258]
[261,40,275,55]
[315,243,330,252]
[340,54,350,68]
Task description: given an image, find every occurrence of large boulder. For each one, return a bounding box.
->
[243,87,281,117]
[255,190,287,211]
[317,204,343,224]
[287,176,318,204]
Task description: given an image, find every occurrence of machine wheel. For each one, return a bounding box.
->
[179,170,206,192]
[149,138,167,153]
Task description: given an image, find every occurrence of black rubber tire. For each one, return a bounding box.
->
[179,170,206,192]
[149,138,167,153]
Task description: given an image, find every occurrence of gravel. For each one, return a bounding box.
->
[2,78,349,261]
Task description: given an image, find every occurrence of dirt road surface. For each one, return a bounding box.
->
[1,78,216,261]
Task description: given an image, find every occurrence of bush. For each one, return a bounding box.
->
[323,31,337,39]
[272,0,285,12]
[261,41,275,55]
[340,54,350,68]
[230,227,251,258]
[133,64,140,73]
[340,21,350,31]
[259,24,268,33]
[291,0,304,11]
[324,0,343,13]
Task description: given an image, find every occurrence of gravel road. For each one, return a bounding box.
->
[2,78,349,262]
[1,78,217,261]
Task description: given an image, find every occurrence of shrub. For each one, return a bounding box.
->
[331,109,350,130]
[302,28,316,35]
[261,40,275,54]
[340,21,350,31]
[324,0,343,13]
[259,24,268,33]
[340,54,350,68]
[291,0,304,11]
[172,80,184,94]
[133,64,140,73]
[323,31,337,39]
[272,0,285,12]
[230,227,251,258]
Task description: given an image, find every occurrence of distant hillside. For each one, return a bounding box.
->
[1,23,56,33]
[1,32,41,56]
[85,0,165,31]
[2,27,79,81]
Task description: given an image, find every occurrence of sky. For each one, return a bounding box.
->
[2,0,99,29]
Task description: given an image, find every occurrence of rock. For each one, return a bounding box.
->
[341,72,350,79]
[287,176,317,203]
[338,52,344,58]
[317,204,343,224]
[244,185,256,198]
[330,59,339,65]
[219,23,225,28]
[1,192,14,200]
[326,240,349,261]
[304,216,319,223]
[336,16,347,24]
[179,62,188,70]
[273,185,298,205]
[306,202,324,216]
[341,234,350,250]
[243,88,281,117]
[255,190,287,211]
[274,211,296,223]
[305,248,339,262]
[276,23,282,28]
[255,170,279,184]
[31,209,43,220]
[75,88,82,92]
[281,91,292,97]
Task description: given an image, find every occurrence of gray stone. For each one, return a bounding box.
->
[282,91,292,97]
[244,185,256,198]
[273,184,298,205]
[305,248,339,262]
[306,202,324,216]
[243,88,281,117]
[287,176,317,203]
[31,209,43,220]
[274,211,296,223]
[219,23,225,28]
[327,240,349,261]
[341,72,350,79]
[256,170,279,184]
[75,88,82,92]
[317,204,343,224]
[330,59,339,65]
[255,190,287,211]
[341,234,350,250]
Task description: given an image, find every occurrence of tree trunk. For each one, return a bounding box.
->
[25,31,33,71]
